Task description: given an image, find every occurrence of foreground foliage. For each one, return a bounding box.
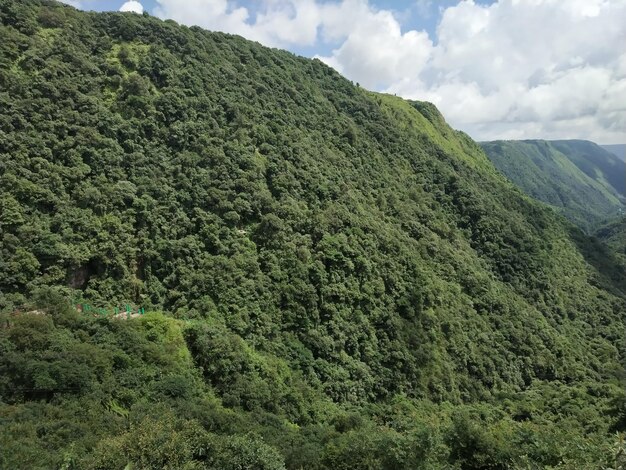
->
[2,308,624,469]
[1,1,625,468]
[595,217,626,263]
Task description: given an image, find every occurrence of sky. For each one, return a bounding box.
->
[61,0,626,144]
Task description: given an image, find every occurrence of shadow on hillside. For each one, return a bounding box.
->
[567,226,626,297]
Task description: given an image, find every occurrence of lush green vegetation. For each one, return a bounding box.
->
[551,140,626,198]
[596,217,626,262]
[1,1,625,468]
[480,140,625,232]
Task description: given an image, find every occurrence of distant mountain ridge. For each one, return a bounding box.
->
[480,139,625,232]
[602,144,626,162]
[551,140,626,197]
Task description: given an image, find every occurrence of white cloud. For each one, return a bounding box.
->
[59,0,86,8]
[150,0,626,144]
[384,0,626,144]
[153,0,321,47]
[120,1,144,14]
[154,1,251,38]
[253,0,321,46]
[315,1,432,89]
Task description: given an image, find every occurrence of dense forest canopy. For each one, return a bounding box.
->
[1,1,625,468]
[480,139,626,233]
[595,217,626,263]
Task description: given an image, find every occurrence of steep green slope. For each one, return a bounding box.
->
[480,139,625,231]
[551,140,626,198]
[596,216,626,261]
[1,1,625,468]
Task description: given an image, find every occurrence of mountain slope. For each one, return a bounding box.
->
[551,140,626,197]
[602,143,626,162]
[480,139,625,231]
[596,216,626,261]
[1,1,625,468]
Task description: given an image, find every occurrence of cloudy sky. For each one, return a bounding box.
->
[63,0,625,144]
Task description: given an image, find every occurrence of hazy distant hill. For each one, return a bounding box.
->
[602,143,626,162]
[1,2,625,469]
[551,140,626,197]
[480,139,625,232]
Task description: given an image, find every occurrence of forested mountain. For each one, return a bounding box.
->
[596,216,626,262]
[1,1,625,468]
[480,140,625,232]
[602,144,626,163]
[551,140,626,198]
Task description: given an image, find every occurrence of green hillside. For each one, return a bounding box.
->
[590,217,626,289]
[480,139,625,232]
[1,1,625,468]
[596,216,626,262]
[551,140,626,197]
